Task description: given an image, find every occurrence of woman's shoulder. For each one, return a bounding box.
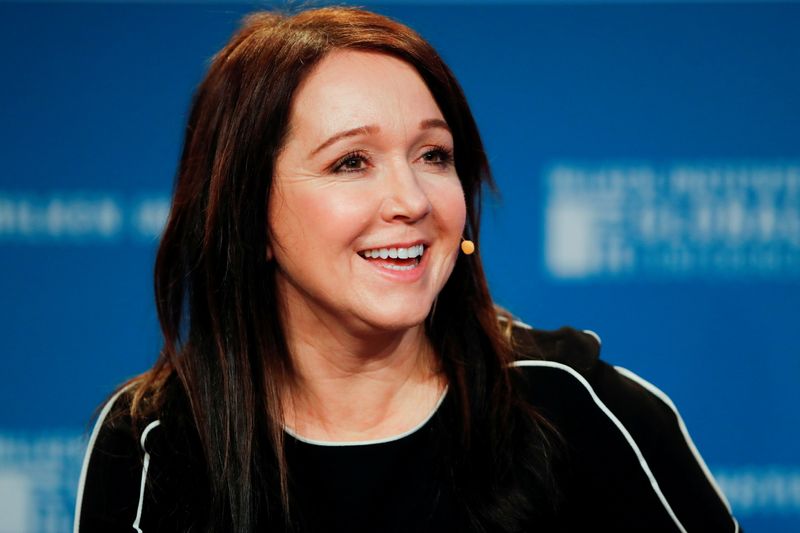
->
[73,380,153,532]
[505,318,680,420]
[76,377,185,469]
[504,319,601,376]
[74,376,206,533]
[506,319,740,533]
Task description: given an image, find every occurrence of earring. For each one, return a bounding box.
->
[460,237,475,255]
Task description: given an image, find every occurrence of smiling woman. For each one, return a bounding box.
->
[73,6,740,533]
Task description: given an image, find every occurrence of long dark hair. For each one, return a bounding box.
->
[129,6,559,531]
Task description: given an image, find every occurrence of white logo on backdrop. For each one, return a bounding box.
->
[544,162,800,279]
[0,193,170,243]
[716,468,800,516]
[0,433,84,533]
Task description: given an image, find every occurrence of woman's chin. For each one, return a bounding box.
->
[350,305,432,335]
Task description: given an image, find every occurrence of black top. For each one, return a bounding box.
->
[284,394,462,533]
[73,325,740,532]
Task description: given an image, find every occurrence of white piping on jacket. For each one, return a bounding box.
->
[512,360,689,533]
[496,317,603,350]
[132,419,162,533]
[73,383,136,533]
[496,315,535,332]
[614,366,740,533]
[582,329,602,345]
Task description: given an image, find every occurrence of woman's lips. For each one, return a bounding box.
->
[358,244,429,280]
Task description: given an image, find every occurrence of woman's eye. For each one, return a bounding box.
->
[333,152,369,174]
[421,146,454,167]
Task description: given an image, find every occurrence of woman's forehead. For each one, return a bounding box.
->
[285,50,447,147]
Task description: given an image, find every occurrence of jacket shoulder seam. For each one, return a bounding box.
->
[613,366,739,533]
[132,419,162,533]
[512,360,688,533]
[73,381,139,533]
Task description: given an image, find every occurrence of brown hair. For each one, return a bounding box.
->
[131,6,558,531]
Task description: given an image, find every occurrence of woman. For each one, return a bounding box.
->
[74,7,739,533]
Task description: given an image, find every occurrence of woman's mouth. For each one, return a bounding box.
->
[357,244,425,271]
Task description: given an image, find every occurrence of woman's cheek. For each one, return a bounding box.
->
[431,178,467,232]
[300,185,376,243]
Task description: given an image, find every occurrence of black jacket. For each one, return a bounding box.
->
[73,324,740,532]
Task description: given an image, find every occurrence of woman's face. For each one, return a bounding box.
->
[269,50,466,336]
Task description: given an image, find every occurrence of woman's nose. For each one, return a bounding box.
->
[380,163,433,223]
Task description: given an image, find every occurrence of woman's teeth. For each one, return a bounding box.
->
[360,244,424,260]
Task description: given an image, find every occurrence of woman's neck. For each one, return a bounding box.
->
[282,324,446,443]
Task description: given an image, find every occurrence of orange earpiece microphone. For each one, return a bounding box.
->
[461,237,475,255]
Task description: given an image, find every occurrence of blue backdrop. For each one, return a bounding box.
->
[1,1,798,532]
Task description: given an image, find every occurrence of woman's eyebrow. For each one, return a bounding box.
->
[311,125,378,156]
[419,118,450,133]
[310,118,451,156]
